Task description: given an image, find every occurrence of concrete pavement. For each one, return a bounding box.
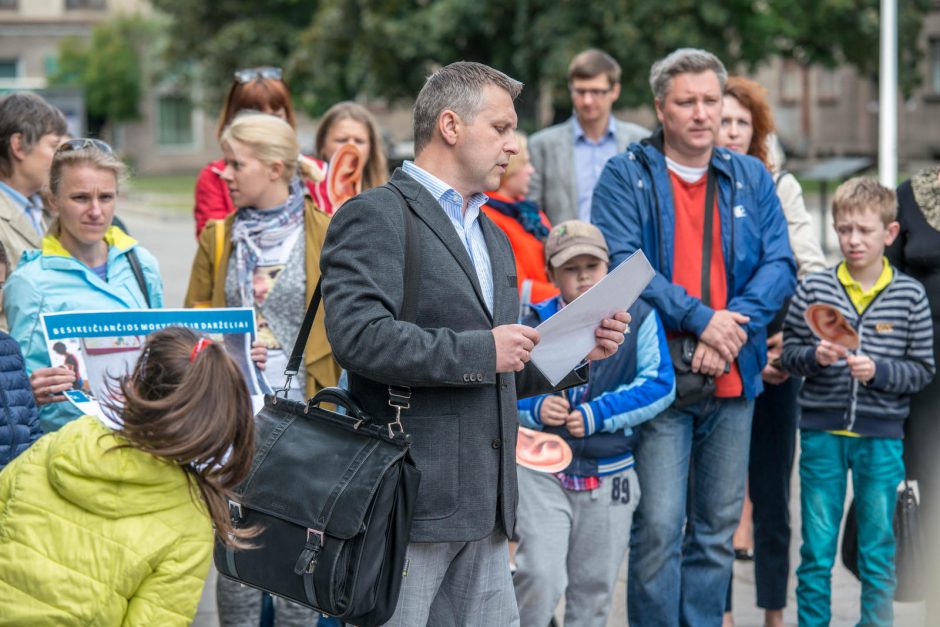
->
[119,204,927,626]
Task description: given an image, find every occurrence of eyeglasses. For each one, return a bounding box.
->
[570,87,614,99]
[56,138,114,155]
[234,66,283,84]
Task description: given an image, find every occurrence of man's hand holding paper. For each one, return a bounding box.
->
[529,250,654,385]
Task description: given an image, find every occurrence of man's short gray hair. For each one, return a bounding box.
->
[649,48,727,102]
[413,61,523,155]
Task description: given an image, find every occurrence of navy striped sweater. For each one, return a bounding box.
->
[781,265,935,438]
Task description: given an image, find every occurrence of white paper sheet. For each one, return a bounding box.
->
[529,250,655,385]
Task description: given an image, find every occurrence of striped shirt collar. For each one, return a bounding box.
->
[402,160,489,218]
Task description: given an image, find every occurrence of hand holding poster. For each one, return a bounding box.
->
[42,308,270,421]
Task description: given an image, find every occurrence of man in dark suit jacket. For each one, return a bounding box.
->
[320,61,629,626]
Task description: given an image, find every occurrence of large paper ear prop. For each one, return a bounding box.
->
[804,303,860,350]
[516,426,573,474]
[327,143,365,210]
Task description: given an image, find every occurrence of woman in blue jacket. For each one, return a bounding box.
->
[3,139,164,433]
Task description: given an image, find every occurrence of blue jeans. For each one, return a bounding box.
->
[796,431,904,627]
[628,396,755,627]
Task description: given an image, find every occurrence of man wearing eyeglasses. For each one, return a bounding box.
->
[528,49,648,225]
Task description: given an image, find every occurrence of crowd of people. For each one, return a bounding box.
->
[0,43,937,627]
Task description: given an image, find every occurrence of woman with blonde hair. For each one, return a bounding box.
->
[482,131,558,315]
[315,101,388,195]
[185,112,340,625]
[4,139,164,433]
[193,67,332,236]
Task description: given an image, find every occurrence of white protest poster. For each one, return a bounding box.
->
[529,250,655,386]
[42,308,270,421]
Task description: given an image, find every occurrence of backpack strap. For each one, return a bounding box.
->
[125,248,152,309]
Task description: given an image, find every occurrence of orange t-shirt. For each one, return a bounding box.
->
[669,170,743,398]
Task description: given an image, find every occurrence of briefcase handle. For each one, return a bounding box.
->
[308,386,370,422]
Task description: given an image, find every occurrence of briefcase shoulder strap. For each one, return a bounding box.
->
[284,183,421,383]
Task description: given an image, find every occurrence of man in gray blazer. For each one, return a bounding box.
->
[528,49,649,225]
[320,61,629,626]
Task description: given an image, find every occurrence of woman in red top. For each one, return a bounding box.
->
[482,133,558,314]
[193,67,330,237]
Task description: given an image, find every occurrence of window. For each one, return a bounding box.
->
[817,68,841,104]
[65,0,106,9]
[0,59,18,80]
[930,38,940,95]
[0,0,18,10]
[156,95,193,146]
[780,59,801,105]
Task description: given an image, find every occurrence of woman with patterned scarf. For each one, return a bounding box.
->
[482,132,559,317]
[184,111,341,626]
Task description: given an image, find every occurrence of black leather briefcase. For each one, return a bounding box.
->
[214,283,420,626]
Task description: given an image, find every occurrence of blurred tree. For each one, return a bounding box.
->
[769,0,930,97]
[50,16,156,136]
[766,0,930,146]
[151,0,931,128]
[148,0,317,109]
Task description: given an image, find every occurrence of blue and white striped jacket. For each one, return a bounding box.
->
[518,296,675,476]
[782,265,935,437]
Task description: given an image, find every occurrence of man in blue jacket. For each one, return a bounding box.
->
[591,48,796,626]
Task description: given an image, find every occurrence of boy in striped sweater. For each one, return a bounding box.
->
[512,221,675,627]
[782,177,935,626]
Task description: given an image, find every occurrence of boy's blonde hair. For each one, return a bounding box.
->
[831,176,897,225]
[220,111,298,184]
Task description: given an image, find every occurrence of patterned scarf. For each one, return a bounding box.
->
[230,176,306,306]
[485,196,550,241]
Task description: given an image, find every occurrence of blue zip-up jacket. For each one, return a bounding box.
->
[0,331,40,469]
[781,265,934,437]
[4,227,164,433]
[518,296,675,476]
[591,130,797,400]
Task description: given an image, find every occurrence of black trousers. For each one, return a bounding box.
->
[726,377,800,612]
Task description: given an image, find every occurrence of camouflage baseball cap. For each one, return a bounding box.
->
[544,220,610,268]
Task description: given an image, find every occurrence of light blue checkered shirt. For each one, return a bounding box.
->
[571,115,619,223]
[402,161,493,314]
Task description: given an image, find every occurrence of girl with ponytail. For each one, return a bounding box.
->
[0,327,257,625]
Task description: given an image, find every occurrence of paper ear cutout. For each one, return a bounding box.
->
[804,303,860,350]
[516,426,573,473]
[327,143,365,210]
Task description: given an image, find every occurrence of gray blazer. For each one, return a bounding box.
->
[320,169,587,543]
[528,117,649,225]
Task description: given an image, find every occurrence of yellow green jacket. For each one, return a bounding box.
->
[0,416,212,625]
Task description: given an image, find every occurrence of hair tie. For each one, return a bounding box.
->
[189,338,213,363]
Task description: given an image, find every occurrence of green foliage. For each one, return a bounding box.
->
[151,0,933,122]
[769,0,931,96]
[50,16,156,125]
[149,0,314,108]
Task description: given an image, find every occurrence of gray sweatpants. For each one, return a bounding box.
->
[513,465,640,627]
[382,528,520,626]
[216,575,320,626]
